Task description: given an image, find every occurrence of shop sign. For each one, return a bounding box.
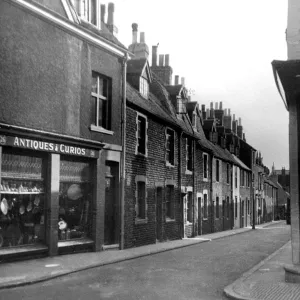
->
[0,135,99,158]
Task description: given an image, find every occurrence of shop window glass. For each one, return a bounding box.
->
[58,159,92,241]
[0,150,46,248]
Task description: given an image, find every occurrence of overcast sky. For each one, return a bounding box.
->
[104,0,289,170]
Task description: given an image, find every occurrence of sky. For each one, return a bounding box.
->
[103,0,289,170]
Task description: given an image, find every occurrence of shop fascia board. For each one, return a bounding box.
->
[9,0,130,58]
[0,123,106,149]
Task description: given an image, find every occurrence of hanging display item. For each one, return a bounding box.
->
[1,198,8,215]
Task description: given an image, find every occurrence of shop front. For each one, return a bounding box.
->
[0,132,104,261]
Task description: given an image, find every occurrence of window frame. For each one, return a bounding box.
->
[166,128,175,166]
[74,0,101,29]
[216,159,220,182]
[203,153,208,181]
[186,138,193,173]
[135,113,148,157]
[203,192,208,220]
[235,166,238,188]
[90,72,113,134]
[139,76,149,99]
[135,176,147,224]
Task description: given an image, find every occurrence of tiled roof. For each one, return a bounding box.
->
[127,58,147,75]
[165,85,183,96]
[203,119,215,131]
[232,155,251,171]
[265,178,278,189]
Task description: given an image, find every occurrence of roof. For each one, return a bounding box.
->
[127,58,148,75]
[164,85,183,96]
[264,178,278,189]
[203,119,215,131]
[232,155,251,171]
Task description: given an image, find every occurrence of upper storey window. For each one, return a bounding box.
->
[73,0,101,29]
[139,77,149,99]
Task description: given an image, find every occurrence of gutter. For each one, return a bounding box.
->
[120,53,128,249]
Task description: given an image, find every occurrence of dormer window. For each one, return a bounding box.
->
[139,77,149,98]
[192,113,197,128]
[72,0,101,29]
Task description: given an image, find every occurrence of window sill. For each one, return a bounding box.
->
[166,162,175,168]
[90,125,114,135]
[135,218,148,225]
[203,178,208,182]
[136,152,148,158]
[185,170,193,175]
[203,218,208,221]
[166,218,176,223]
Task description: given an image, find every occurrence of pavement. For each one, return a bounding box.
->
[224,228,300,300]
[0,220,290,294]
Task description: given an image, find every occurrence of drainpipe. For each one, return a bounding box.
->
[120,53,128,249]
[178,131,184,238]
[210,154,214,233]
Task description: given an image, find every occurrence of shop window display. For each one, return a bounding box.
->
[0,151,45,248]
[58,159,92,242]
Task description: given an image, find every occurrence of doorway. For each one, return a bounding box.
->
[156,187,163,241]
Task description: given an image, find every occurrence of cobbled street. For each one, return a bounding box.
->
[0,222,290,300]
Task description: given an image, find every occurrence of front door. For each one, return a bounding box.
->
[222,199,226,230]
[198,197,202,235]
[104,162,119,245]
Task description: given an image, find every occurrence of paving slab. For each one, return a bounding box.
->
[224,239,300,300]
[0,221,282,290]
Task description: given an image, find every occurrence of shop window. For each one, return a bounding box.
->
[91,72,112,132]
[0,150,46,248]
[73,0,101,29]
[139,77,149,99]
[203,193,208,219]
[247,198,250,215]
[166,129,175,166]
[235,167,238,188]
[136,114,147,156]
[203,153,208,180]
[186,192,193,223]
[216,197,219,219]
[58,159,92,242]
[165,185,174,220]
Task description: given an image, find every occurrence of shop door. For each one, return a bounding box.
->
[222,199,226,230]
[156,187,162,241]
[104,163,119,245]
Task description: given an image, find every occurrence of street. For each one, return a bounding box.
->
[0,222,290,300]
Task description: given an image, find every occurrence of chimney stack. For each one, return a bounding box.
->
[175,75,179,85]
[232,117,238,135]
[165,54,170,66]
[107,3,117,35]
[159,54,164,66]
[206,108,210,119]
[233,114,236,121]
[237,118,243,139]
[140,32,145,43]
[228,109,231,116]
[219,101,223,110]
[215,102,219,110]
[181,77,185,86]
[202,105,206,120]
[132,23,138,44]
[101,4,106,23]
[152,46,157,66]
[243,133,246,141]
[238,117,242,126]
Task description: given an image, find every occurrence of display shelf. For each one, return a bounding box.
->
[1,175,44,181]
[0,191,44,195]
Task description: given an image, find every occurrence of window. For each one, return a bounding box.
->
[235,167,238,188]
[186,138,193,172]
[166,185,175,220]
[91,72,111,131]
[234,196,237,218]
[166,129,175,165]
[187,192,193,223]
[247,198,250,215]
[192,113,197,128]
[139,77,149,98]
[226,164,230,184]
[216,160,220,182]
[240,170,244,187]
[203,193,208,219]
[136,181,146,219]
[136,114,147,155]
[73,0,101,29]
[203,153,208,179]
[216,197,219,219]
[241,199,244,217]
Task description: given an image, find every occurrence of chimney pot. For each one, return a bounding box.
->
[219,101,223,110]
[239,117,242,126]
[107,2,114,25]
[140,32,145,43]
[101,4,106,22]
[228,109,231,116]
[159,54,164,66]
[165,54,170,66]
[210,102,213,109]
[233,114,235,121]
[132,23,138,44]
[215,102,218,110]
[152,46,157,67]
[181,77,185,86]
[175,75,179,85]
[206,108,210,118]
[224,108,227,116]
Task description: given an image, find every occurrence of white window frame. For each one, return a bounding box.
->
[165,128,175,167]
[135,175,148,224]
[74,0,101,29]
[203,153,208,181]
[186,138,193,174]
[185,188,193,224]
[139,77,149,99]
[90,72,113,135]
[135,112,148,157]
